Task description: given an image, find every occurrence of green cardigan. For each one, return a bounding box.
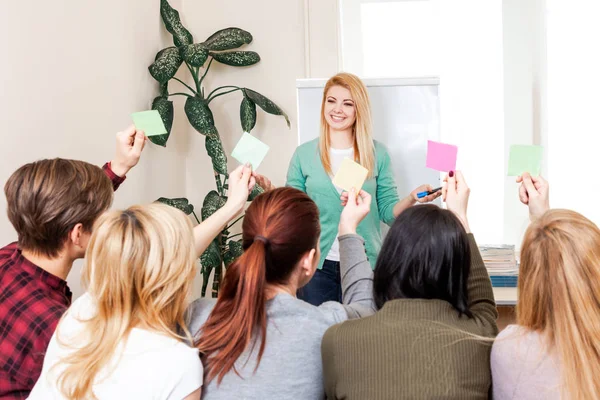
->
[286,139,399,270]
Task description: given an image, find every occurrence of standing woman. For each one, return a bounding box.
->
[286,72,440,305]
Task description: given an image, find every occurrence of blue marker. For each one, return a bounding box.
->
[417,186,442,199]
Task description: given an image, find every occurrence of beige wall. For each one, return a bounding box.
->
[0,0,340,299]
[0,0,189,299]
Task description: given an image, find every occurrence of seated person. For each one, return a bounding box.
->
[492,173,600,399]
[321,171,498,399]
[0,126,145,399]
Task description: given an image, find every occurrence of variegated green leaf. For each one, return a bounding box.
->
[200,239,221,297]
[155,197,194,215]
[203,28,252,51]
[223,240,243,267]
[247,184,264,201]
[149,97,173,147]
[180,43,209,67]
[201,190,227,221]
[205,131,228,175]
[148,47,183,83]
[210,51,260,67]
[160,0,193,47]
[243,88,290,128]
[240,95,257,132]
[184,96,215,134]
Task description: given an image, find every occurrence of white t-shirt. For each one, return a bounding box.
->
[327,146,354,262]
[29,293,202,400]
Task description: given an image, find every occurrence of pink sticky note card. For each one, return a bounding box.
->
[426,140,458,172]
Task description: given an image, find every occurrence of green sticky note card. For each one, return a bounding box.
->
[131,110,167,137]
[508,145,543,176]
[231,132,270,170]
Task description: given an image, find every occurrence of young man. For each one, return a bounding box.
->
[0,126,146,400]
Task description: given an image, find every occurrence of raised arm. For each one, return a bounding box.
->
[336,189,377,318]
[193,164,255,257]
[443,171,497,332]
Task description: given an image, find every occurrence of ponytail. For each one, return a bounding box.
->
[195,187,321,385]
[196,239,269,384]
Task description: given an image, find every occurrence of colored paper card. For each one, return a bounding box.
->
[507,145,543,176]
[231,132,270,170]
[130,110,167,137]
[426,140,458,172]
[332,157,369,193]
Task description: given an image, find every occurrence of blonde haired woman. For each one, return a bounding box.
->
[28,165,255,400]
[286,72,440,305]
[491,173,600,399]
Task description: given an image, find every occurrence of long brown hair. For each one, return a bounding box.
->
[196,187,320,384]
[319,72,375,177]
[518,209,600,400]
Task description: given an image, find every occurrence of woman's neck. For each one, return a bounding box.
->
[265,283,297,300]
[329,128,354,149]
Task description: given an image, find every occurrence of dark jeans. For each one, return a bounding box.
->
[297,259,342,306]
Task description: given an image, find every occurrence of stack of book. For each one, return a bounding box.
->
[478,245,518,287]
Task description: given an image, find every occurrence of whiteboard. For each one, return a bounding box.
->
[296,77,442,210]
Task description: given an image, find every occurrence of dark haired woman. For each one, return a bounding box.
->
[187,187,376,399]
[322,171,498,399]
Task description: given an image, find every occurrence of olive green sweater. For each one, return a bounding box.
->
[321,234,498,400]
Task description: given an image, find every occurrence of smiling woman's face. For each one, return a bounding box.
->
[323,85,356,132]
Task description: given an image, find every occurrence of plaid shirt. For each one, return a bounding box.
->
[0,163,124,400]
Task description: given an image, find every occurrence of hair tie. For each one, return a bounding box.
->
[254,235,269,246]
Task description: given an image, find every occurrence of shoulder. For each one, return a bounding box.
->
[492,325,545,362]
[295,139,319,158]
[373,140,391,162]
[0,242,18,263]
[186,297,217,338]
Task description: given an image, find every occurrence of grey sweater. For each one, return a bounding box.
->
[187,234,375,400]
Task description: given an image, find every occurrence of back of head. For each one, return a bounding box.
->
[4,158,113,257]
[197,187,320,384]
[373,204,472,316]
[518,209,600,399]
[57,203,197,399]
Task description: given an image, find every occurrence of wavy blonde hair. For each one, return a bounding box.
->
[319,72,375,177]
[55,204,197,400]
[518,209,600,400]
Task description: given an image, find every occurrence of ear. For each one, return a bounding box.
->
[299,248,317,277]
[69,223,85,248]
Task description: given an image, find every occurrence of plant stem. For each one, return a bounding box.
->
[172,77,197,95]
[206,85,240,101]
[192,211,201,224]
[199,57,214,86]
[225,215,244,230]
[214,171,224,196]
[168,92,192,97]
[186,62,201,94]
[227,233,242,240]
[208,88,241,104]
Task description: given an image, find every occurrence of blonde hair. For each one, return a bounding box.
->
[319,72,375,177]
[518,209,600,400]
[55,204,197,400]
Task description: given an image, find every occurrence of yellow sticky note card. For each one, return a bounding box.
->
[332,158,369,193]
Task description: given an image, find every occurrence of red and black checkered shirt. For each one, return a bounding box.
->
[0,163,124,399]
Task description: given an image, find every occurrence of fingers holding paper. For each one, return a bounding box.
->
[226,164,256,214]
[442,171,470,232]
[339,189,372,235]
[516,172,549,220]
